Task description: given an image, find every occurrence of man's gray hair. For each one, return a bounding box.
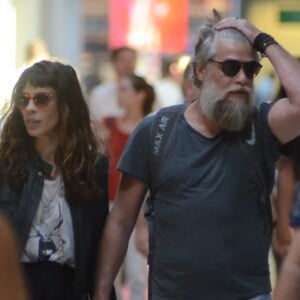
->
[192,11,258,88]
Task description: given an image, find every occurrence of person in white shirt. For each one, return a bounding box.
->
[88,46,137,122]
[154,56,185,109]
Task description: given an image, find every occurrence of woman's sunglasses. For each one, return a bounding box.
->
[208,59,262,80]
[15,92,54,109]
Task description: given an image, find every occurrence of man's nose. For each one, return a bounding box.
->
[235,68,250,84]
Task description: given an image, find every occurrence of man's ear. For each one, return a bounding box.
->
[195,63,207,81]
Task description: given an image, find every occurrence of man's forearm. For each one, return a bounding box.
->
[93,216,132,300]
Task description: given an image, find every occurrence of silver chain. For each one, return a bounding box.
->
[38,176,62,225]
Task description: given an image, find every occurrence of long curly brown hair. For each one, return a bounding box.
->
[0,60,104,202]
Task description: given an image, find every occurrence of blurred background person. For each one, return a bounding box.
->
[88,46,137,123]
[270,80,300,280]
[80,51,102,98]
[272,80,300,295]
[24,39,51,66]
[153,55,185,109]
[17,39,52,78]
[273,150,300,299]
[270,154,295,287]
[0,60,115,300]
[97,74,155,300]
[254,71,277,107]
[2,39,52,116]
[0,213,29,300]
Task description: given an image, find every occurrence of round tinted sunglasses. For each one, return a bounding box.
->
[208,59,262,79]
[15,92,54,109]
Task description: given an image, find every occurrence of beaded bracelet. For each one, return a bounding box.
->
[253,32,278,55]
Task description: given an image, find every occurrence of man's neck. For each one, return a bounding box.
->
[184,101,223,138]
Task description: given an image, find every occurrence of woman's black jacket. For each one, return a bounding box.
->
[0,155,115,299]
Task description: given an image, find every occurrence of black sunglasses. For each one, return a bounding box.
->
[15,92,54,109]
[208,59,262,79]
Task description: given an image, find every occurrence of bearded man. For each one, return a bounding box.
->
[93,12,300,300]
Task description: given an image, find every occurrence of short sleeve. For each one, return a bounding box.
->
[256,103,280,192]
[258,102,279,160]
[259,102,300,157]
[95,154,109,225]
[117,115,154,184]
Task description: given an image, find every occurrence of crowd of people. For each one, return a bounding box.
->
[1,10,300,300]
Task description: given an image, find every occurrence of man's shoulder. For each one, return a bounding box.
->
[156,104,186,113]
[136,113,156,132]
[141,105,185,128]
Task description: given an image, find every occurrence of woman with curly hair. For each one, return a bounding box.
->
[0,60,115,300]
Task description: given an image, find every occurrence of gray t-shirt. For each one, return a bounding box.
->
[118,103,281,299]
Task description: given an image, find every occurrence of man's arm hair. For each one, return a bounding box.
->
[93,174,147,300]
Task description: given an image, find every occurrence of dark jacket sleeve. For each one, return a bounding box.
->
[96,155,110,231]
[87,155,108,292]
[90,155,116,300]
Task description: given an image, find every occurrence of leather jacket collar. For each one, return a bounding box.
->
[30,155,53,177]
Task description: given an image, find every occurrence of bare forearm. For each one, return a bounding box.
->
[94,216,132,300]
[275,157,295,226]
[274,261,300,300]
[93,174,147,299]
[271,157,295,255]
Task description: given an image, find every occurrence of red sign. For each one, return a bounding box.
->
[108,0,132,49]
[153,0,188,53]
[109,0,188,54]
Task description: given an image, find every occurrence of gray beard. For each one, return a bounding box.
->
[199,82,254,132]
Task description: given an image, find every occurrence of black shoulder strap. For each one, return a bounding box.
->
[149,104,187,196]
[145,104,186,300]
[145,104,186,220]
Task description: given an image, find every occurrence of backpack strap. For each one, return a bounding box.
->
[148,104,187,202]
[145,104,187,300]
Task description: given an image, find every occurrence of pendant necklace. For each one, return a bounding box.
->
[38,176,62,224]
